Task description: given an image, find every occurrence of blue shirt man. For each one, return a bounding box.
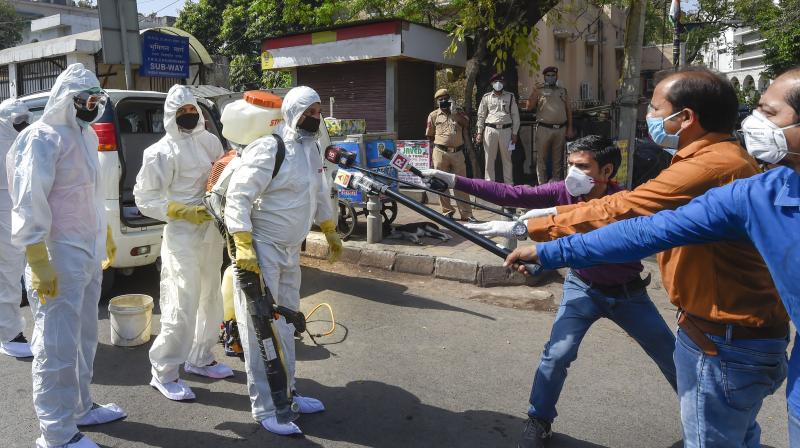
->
[506,67,800,447]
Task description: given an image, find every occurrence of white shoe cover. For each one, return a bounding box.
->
[36,433,100,448]
[149,377,196,401]
[294,395,325,414]
[76,403,127,426]
[261,416,302,435]
[0,341,32,358]
[184,361,234,379]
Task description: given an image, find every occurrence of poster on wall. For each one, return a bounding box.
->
[395,140,431,188]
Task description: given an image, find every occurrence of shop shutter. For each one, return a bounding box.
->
[297,60,386,132]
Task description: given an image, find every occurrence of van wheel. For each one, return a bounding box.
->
[101,268,116,299]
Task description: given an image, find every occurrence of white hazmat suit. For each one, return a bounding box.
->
[225,86,334,434]
[0,98,30,357]
[134,85,230,399]
[8,63,124,448]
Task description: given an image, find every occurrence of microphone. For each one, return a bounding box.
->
[379,148,448,192]
[324,145,357,167]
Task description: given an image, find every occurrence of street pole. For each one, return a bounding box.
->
[117,0,133,89]
[617,0,647,189]
[672,0,681,71]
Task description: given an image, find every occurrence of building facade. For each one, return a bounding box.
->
[700,26,771,96]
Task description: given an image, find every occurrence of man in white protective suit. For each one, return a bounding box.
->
[225,86,343,435]
[7,63,124,448]
[134,85,233,401]
[0,98,32,359]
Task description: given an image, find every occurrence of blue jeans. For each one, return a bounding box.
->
[675,327,788,448]
[790,407,800,448]
[528,271,677,422]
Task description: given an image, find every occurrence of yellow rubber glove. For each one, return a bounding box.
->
[232,231,260,274]
[221,265,236,321]
[319,219,342,263]
[166,201,213,225]
[102,225,116,270]
[26,241,58,304]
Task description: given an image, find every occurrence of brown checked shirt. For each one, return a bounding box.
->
[527,133,788,327]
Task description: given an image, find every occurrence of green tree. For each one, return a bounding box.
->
[0,0,23,51]
[744,0,800,77]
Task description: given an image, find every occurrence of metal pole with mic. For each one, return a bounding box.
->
[377,148,515,219]
[326,147,543,276]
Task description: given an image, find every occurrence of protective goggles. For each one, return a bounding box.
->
[73,88,108,112]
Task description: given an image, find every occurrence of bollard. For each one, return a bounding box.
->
[366,193,383,243]
[503,207,517,250]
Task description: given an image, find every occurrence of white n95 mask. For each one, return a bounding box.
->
[564,166,595,197]
[741,110,800,164]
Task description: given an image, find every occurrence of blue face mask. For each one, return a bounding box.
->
[646,109,685,150]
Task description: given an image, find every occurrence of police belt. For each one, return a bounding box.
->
[537,121,567,129]
[485,122,512,130]
[571,269,651,296]
[434,144,461,153]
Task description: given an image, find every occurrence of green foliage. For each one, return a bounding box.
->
[0,0,23,51]
[446,0,555,74]
[741,0,800,77]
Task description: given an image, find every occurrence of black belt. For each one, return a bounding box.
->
[434,144,461,153]
[537,122,567,129]
[485,123,512,130]
[571,269,651,296]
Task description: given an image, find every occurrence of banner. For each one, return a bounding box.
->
[396,140,431,187]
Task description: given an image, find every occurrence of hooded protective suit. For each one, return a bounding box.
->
[8,64,111,446]
[134,85,225,385]
[225,86,333,424]
[0,99,29,345]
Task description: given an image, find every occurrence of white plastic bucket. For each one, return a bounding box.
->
[108,294,154,347]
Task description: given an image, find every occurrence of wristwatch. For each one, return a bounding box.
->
[512,220,528,241]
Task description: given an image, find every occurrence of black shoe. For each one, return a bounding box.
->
[444,210,455,219]
[9,333,27,344]
[518,417,553,448]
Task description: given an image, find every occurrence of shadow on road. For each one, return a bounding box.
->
[300,266,496,321]
[225,378,615,448]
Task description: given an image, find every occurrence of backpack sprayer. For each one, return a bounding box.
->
[203,91,302,424]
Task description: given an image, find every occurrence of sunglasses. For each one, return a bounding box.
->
[73,88,108,111]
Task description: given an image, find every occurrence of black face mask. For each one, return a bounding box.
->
[297,115,320,133]
[175,113,200,131]
[75,107,99,124]
[438,100,451,110]
[13,121,29,132]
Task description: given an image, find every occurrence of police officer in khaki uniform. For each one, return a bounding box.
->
[477,74,520,184]
[426,89,475,222]
[527,66,574,184]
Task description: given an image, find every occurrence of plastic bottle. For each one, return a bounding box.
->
[221,90,284,146]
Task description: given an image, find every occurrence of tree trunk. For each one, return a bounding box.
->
[463,34,487,178]
[617,0,647,188]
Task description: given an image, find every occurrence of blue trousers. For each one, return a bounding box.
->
[675,327,787,447]
[528,271,677,422]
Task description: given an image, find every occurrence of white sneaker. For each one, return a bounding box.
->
[1,333,32,358]
[36,433,100,448]
[184,361,234,379]
[294,395,325,414]
[261,416,302,435]
[149,377,196,401]
[76,402,126,426]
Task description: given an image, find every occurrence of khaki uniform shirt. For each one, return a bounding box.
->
[535,85,568,125]
[426,109,464,148]
[477,91,520,134]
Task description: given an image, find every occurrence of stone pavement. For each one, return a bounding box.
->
[303,189,568,288]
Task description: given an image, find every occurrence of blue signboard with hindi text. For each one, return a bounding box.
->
[140,32,190,78]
